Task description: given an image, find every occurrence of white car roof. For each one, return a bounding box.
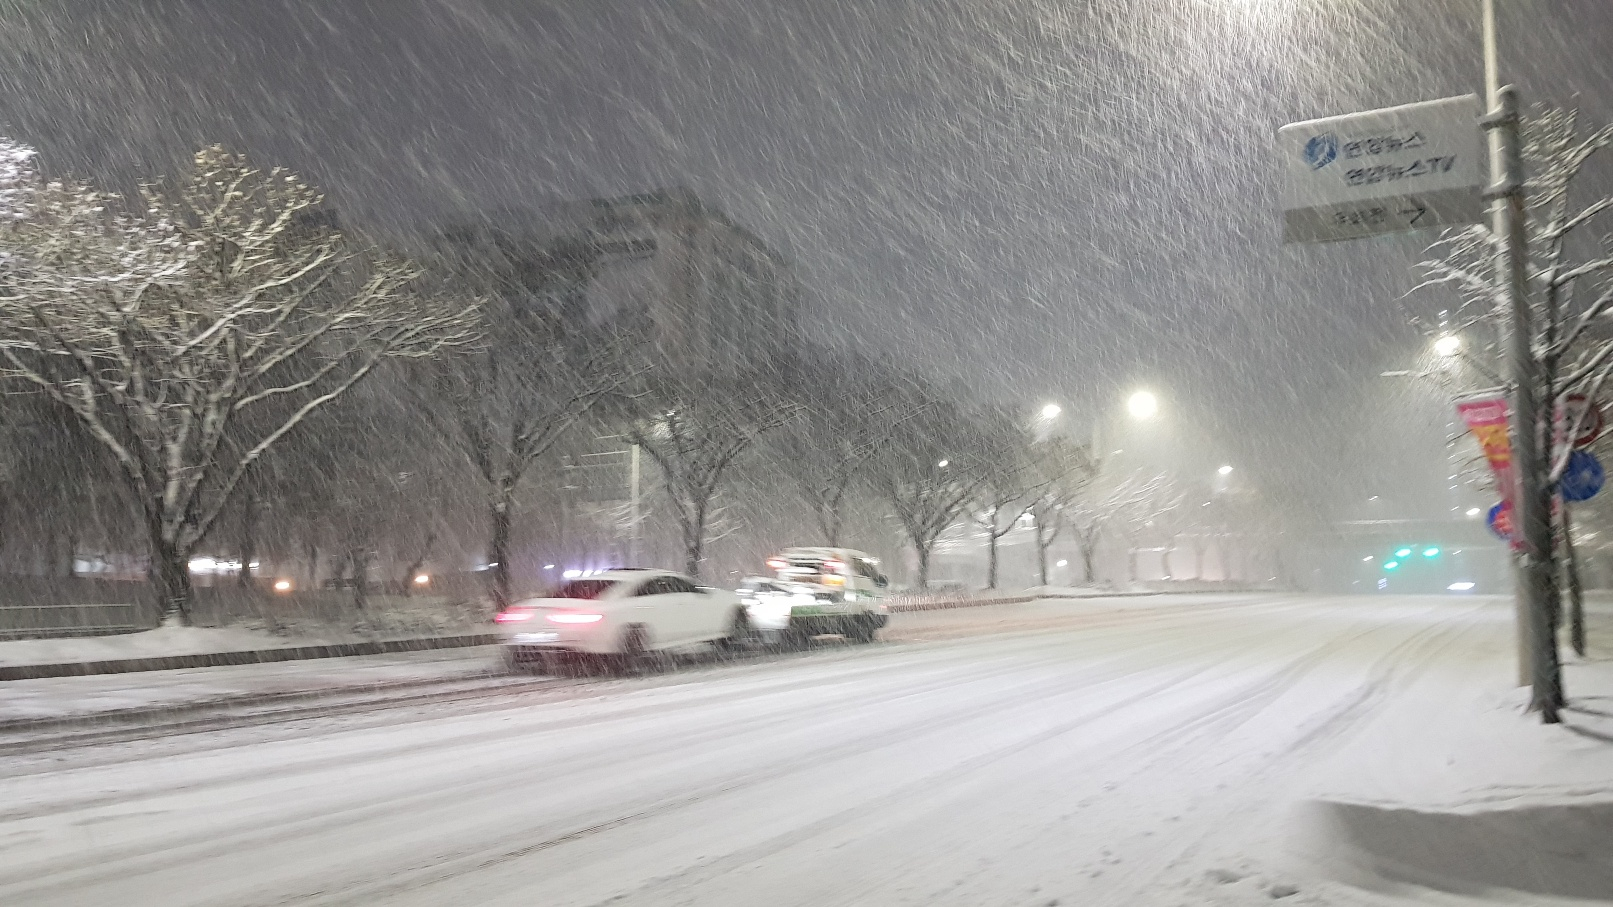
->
[776,547,876,562]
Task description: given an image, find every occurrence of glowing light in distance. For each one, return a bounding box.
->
[1447,581,1476,591]
[1127,390,1159,420]
[1218,465,1234,476]
[1040,403,1062,420]
[1434,335,1461,357]
[273,579,292,592]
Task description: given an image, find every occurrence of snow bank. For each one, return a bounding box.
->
[1289,641,1613,901]
[1301,797,1613,900]
[0,625,305,667]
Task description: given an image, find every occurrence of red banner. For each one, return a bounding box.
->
[1457,393,1516,546]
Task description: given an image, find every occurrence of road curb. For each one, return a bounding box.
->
[0,633,498,681]
[887,589,1183,613]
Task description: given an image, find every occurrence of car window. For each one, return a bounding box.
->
[553,580,617,599]
[855,559,880,580]
[634,578,669,596]
[666,577,700,594]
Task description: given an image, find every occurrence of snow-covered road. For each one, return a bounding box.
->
[2,594,1608,906]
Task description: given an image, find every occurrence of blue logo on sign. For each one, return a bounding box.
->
[1304,133,1338,170]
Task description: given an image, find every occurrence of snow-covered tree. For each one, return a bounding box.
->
[429,230,634,605]
[1417,105,1613,676]
[970,409,1042,590]
[1026,437,1095,585]
[0,142,478,624]
[625,370,795,578]
[771,352,906,547]
[868,390,991,589]
[1065,471,1173,585]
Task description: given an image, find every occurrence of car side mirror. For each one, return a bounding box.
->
[875,575,889,588]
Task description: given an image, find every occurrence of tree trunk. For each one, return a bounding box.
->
[683,517,704,578]
[150,534,195,627]
[402,532,436,598]
[62,528,79,578]
[305,540,319,589]
[1564,504,1586,657]
[1127,545,1139,583]
[349,548,370,611]
[237,491,259,589]
[916,543,931,590]
[1080,542,1096,585]
[1036,532,1050,587]
[986,532,999,589]
[489,493,513,607]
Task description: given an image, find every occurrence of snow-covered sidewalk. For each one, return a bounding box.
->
[0,646,502,725]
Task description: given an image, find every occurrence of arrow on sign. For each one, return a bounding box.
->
[1399,203,1427,225]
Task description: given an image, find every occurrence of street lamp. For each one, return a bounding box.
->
[1217,464,1234,476]
[1127,390,1159,421]
[1434,334,1461,357]
[1040,402,1062,420]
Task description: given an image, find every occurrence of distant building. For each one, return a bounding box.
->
[437,186,801,374]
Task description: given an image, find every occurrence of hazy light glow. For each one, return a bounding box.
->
[1040,403,1062,420]
[1448,581,1476,591]
[273,579,292,592]
[1434,335,1461,357]
[1217,464,1233,476]
[937,459,949,468]
[1395,548,1412,558]
[1127,390,1159,420]
[1384,561,1400,570]
[413,573,430,585]
[1466,507,1482,517]
[1423,547,1440,558]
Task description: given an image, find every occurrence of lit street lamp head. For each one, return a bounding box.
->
[1127,390,1159,420]
[1218,464,1234,476]
[1039,402,1062,420]
[1434,335,1461,357]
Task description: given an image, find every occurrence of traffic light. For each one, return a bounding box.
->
[1395,547,1413,558]
[1422,547,1440,558]
[1383,560,1400,570]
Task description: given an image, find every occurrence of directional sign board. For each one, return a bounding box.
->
[1280,95,1483,244]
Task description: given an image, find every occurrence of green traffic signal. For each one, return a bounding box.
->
[1395,548,1412,558]
[1383,560,1400,570]
[1423,547,1440,558]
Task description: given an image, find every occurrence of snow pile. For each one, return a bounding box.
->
[0,625,307,667]
[1290,652,1613,901]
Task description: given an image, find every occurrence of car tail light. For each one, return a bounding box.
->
[767,557,788,570]
[494,610,533,623]
[824,560,846,574]
[548,612,604,624]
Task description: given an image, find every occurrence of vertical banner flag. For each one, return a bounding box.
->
[1457,393,1516,545]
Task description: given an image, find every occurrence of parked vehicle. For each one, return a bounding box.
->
[736,575,838,644]
[764,547,890,643]
[495,569,748,674]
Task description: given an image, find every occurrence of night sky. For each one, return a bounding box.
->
[2,0,1610,523]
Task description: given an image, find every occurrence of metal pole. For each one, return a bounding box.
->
[628,442,641,567]
[1483,0,1532,688]
[1485,86,1562,722]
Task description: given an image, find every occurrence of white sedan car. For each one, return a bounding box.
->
[495,569,750,674]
